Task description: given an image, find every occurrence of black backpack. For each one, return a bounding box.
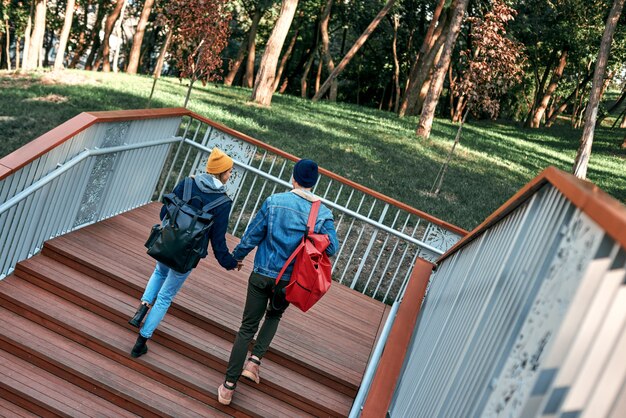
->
[145,177,231,273]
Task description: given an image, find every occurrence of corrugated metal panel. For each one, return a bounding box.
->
[388,184,624,417]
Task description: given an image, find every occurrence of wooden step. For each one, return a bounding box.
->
[0,305,234,418]
[42,206,386,395]
[12,256,351,416]
[0,348,139,418]
[0,396,42,418]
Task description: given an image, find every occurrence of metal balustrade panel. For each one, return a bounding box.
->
[388,183,622,418]
[0,117,183,278]
[396,210,525,416]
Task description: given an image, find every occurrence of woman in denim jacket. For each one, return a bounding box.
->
[128,148,241,358]
[218,159,339,405]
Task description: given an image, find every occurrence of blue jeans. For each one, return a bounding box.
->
[139,262,191,339]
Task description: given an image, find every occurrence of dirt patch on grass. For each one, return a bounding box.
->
[41,71,100,86]
[25,94,69,103]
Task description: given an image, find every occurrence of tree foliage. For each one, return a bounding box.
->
[163,0,231,83]
[458,0,526,118]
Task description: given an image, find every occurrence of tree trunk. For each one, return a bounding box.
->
[111,0,127,72]
[244,7,263,88]
[85,2,107,70]
[391,14,400,113]
[22,2,34,69]
[415,39,445,115]
[251,0,299,106]
[43,27,54,67]
[416,0,469,139]
[273,19,301,92]
[573,0,625,179]
[314,52,322,94]
[529,49,568,128]
[24,0,47,70]
[224,35,248,86]
[405,10,449,116]
[399,0,446,117]
[95,0,126,72]
[3,21,10,70]
[545,70,593,127]
[54,0,76,70]
[621,113,626,128]
[15,36,21,69]
[301,49,316,98]
[524,53,556,127]
[320,0,337,101]
[598,83,626,124]
[312,0,396,102]
[126,0,154,74]
[147,28,172,108]
[68,3,90,69]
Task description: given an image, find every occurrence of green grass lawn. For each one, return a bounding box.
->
[1,69,624,231]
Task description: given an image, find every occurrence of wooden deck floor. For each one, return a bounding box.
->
[0,202,390,417]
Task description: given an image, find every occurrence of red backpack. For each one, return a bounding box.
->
[275,200,332,312]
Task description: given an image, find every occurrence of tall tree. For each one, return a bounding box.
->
[573,0,625,178]
[416,0,469,139]
[224,35,248,86]
[313,0,396,101]
[244,3,267,88]
[251,0,299,106]
[390,13,400,113]
[320,0,337,101]
[53,0,76,70]
[272,15,301,92]
[23,0,47,70]
[126,0,155,74]
[93,0,126,72]
[545,68,593,127]
[399,0,446,117]
[527,49,568,127]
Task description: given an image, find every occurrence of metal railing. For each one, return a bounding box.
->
[157,113,465,303]
[0,109,465,304]
[388,180,626,417]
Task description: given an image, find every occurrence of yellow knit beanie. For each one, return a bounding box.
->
[205,148,233,174]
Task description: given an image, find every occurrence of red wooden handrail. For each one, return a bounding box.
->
[0,108,466,235]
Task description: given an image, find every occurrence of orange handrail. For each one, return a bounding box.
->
[0,108,467,235]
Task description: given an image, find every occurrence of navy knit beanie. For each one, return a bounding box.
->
[293,159,319,188]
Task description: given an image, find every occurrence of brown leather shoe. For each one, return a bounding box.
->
[241,357,261,384]
[218,382,235,405]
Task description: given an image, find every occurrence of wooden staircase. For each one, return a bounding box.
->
[0,203,390,417]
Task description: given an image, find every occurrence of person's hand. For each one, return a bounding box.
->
[236,260,244,271]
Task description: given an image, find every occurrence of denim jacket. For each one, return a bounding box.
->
[232,190,339,280]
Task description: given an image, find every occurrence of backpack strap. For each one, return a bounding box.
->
[275,200,321,285]
[201,194,231,213]
[182,177,193,202]
[305,200,321,238]
[275,240,305,285]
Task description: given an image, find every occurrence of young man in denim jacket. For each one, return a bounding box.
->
[218,159,339,405]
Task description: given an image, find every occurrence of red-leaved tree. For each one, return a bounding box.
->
[431,0,526,195]
[163,0,231,107]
